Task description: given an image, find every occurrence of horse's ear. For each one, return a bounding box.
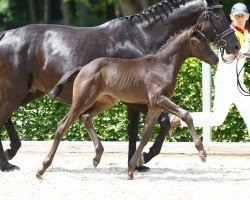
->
[206,0,221,4]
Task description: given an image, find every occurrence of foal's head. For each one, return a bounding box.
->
[189,30,219,66]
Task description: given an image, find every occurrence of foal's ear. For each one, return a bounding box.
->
[193,22,203,31]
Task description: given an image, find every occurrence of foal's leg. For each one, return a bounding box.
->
[153,95,206,162]
[127,107,161,180]
[139,113,170,165]
[80,96,116,167]
[125,103,170,171]
[37,78,100,177]
[36,111,80,178]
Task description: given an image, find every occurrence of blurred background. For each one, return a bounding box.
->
[0,0,249,31]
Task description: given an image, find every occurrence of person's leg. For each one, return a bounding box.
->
[178,81,233,127]
[234,92,250,135]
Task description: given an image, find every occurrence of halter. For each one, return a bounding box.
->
[204,4,235,63]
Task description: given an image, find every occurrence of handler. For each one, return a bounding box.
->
[170,3,250,135]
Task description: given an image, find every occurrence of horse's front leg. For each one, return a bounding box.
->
[127,107,161,180]
[4,119,21,161]
[0,93,28,171]
[153,95,206,162]
[4,90,44,161]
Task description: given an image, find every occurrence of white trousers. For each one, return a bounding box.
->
[180,60,250,135]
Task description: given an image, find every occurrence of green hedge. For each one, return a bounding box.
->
[2,58,250,142]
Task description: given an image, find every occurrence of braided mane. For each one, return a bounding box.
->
[120,0,191,24]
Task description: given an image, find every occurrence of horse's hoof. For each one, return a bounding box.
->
[4,150,10,161]
[135,165,150,172]
[93,158,99,168]
[0,162,20,172]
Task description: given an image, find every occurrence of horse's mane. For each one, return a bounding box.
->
[120,0,197,24]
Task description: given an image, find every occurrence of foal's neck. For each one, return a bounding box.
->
[156,31,191,66]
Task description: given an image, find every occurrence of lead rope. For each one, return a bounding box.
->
[236,54,250,96]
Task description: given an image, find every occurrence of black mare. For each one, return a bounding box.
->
[0,0,240,171]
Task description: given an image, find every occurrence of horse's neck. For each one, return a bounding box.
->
[135,0,204,51]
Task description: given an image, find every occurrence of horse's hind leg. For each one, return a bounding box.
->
[127,107,161,180]
[153,95,206,162]
[80,96,116,168]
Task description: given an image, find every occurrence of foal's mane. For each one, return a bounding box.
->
[157,28,196,53]
[120,0,199,24]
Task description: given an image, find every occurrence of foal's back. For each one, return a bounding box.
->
[75,56,159,103]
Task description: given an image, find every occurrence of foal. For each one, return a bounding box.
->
[37,28,218,179]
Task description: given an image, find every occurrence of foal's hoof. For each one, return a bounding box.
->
[0,162,20,172]
[199,151,207,163]
[36,170,43,179]
[127,172,134,180]
[93,158,99,168]
[135,165,150,172]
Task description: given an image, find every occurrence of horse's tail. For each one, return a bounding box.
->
[48,67,82,100]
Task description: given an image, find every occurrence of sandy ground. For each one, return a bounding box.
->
[1,152,250,200]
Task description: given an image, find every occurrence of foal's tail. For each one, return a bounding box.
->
[0,32,5,41]
[48,67,82,100]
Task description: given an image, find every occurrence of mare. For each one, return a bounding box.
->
[0,0,240,172]
[37,27,219,179]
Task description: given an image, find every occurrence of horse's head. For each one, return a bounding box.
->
[189,29,219,66]
[198,0,240,55]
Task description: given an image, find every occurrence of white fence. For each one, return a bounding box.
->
[201,60,212,143]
